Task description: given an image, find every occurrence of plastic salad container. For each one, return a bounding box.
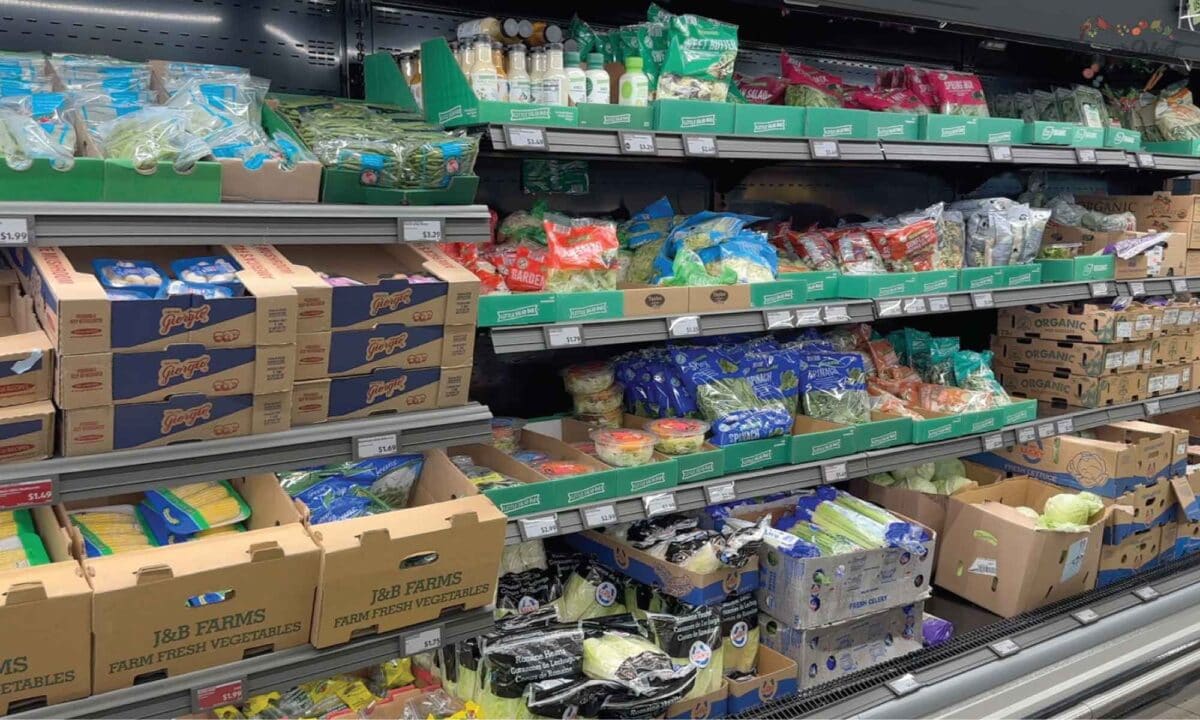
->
[590,428,657,467]
[573,383,624,415]
[491,417,524,453]
[563,361,615,395]
[576,407,623,428]
[645,418,711,455]
[535,460,593,478]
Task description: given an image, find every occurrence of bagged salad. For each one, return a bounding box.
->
[781,52,843,108]
[672,343,794,445]
[543,213,620,293]
[655,12,738,101]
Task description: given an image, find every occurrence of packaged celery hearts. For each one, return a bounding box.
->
[656,13,738,101]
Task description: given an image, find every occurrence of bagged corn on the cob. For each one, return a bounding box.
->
[69,505,155,557]
[138,503,246,546]
[141,480,250,535]
[0,531,50,570]
[0,508,36,537]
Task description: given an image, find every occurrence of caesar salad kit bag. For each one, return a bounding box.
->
[298,449,506,648]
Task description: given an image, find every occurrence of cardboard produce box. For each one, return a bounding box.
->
[995,364,1147,408]
[1148,363,1194,396]
[61,391,291,456]
[57,344,294,409]
[968,428,1160,497]
[445,441,584,518]
[1188,250,1200,276]
[760,603,923,688]
[0,400,54,464]
[1098,525,1161,588]
[295,324,475,380]
[291,366,470,426]
[665,682,727,720]
[523,418,680,502]
[997,303,1157,343]
[0,295,53,409]
[992,334,1147,377]
[1101,420,1189,484]
[0,507,91,714]
[303,450,506,648]
[6,244,298,355]
[265,243,479,334]
[61,475,322,693]
[935,477,1107,617]
[725,646,799,715]
[1078,192,1196,227]
[1104,480,1174,545]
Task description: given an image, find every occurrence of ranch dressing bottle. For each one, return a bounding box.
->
[507,44,532,103]
[541,42,569,106]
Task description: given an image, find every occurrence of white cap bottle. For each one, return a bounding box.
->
[585,52,611,104]
[507,44,532,103]
[542,42,569,106]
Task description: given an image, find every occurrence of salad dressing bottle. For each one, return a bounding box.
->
[564,50,587,106]
[469,35,500,101]
[542,42,569,106]
[619,56,649,107]
[409,51,423,109]
[585,52,610,104]
[529,47,547,104]
[491,41,509,102]
[507,44,532,103]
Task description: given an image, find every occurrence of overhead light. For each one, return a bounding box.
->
[0,0,221,24]
[980,39,1008,51]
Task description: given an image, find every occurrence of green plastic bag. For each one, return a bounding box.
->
[656,14,738,102]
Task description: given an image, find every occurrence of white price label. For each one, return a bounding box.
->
[989,145,1013,162]
[823,305,851,323]
[506,126,547,149]
[519,515,559,540]
[643,492,677,517]
[972,292,994,309]
[705,482,737,505]
[1090,282,1110,297]
[876,299,902,318]
[1137,152,1156,169]
[546,325,582,348]
[1145,399,1162,417]
[620,132,657,155]
[583,505,618,529]
[1017,427,1037,443]
[1073,608,1100,625]
[983,434,1005,451]
[683,135,718,157]
[990,638,1020,657]
[1056,418,1074,434]
[1134,586,1160,602]
[1038,423,1056,438]
[1128,281,1146,297]
[668,315,701,337]
[903,297,928,315]
[1075,147,1098,164]
[810,139,840,159]
[927,295,950,312]
[356,433,397,459]
[821,463,848,483]
[764,310,795,329]
[0,217,30,245]
[402,219,443,242]
[1173,278,1189,294]
[403,627,442,655]
[795,308,823,326]
[886,674,921,697]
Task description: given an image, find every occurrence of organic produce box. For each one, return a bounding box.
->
[724,646,799,714]
[61,391,292,457]
[995,364,1148,408]
[991,335,1149,377]
[0,401,55,464]
[0,507,91,714]
[935,476,1107,617]
[996,303,1158,344]
[295,324,475,380]
[300,450,506,648]
[60,475,321,693]
[261,244,479,333]
[1098,526,1162,587]
[760,602,923,687]
[1148,363,1194,396]
[1078,192,1196,228]
[291,366,471,426]
[5,244,298,355]
[57,343,294,410]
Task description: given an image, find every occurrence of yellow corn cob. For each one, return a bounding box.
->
[196,497,244,526]
[172,482,230,503]
[197,524,240,538]
[0,549,31,569]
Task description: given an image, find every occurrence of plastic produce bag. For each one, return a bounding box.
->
[734,73,787,104]
[926,70,988,116]
[794,487,930,554]
[94,106,210,170]
[1156,81,1200,141]
[481,625,583,717]
[582,630,697,697]
[720,593,760,675]
[667,212,764,255]
[914,383,993,414]
[953,350,1010,406]
[672,344,794,445]
[645,605,723,699]
[543,213,619,293]
[526,678,619,719]
[141,480,250,535]
[832,228,888,274]
[69,505,154,557]
[781,52,843,108]
[798,352,870,425]
[559,560,628,621]
[622,197,675,249]
[656,13,737,101]
[872,204,942,272]
[700,234,778,283]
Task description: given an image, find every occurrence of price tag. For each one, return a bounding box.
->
[643,492,677,517]
[0,478,54,509]
[902,297,927,315]
[0,217,31,245]
[1145,399,1162,417]
[1075,147,1098,164]
[988,144,1013,162]
[971,292,994,309]
[193,679,246,712]
[983,434,1005,451]
[705,482,737,505]
[668,315,701,337]
[809,139,840,159]
[404,627,442,655]
[402,219,443,242]
[1038,423,1056,438]
[1128,281,1146,297]
[583,504,618,528]
[546,325,582,348]
[505,126,547,150]
[1173,278,1189,294]
[989,638,1020,658]
[1056,418,1075,434]
[886,673,921,697]
[1090,281,1111,298]
[1137,152,1156,169]
[619,131,657,155]
[683,135,718,157]
[927,295,950,312]
[1072,608,1100,625]
[764,310,795,329]
[1134,586,1160,602]
[821,463,848,483]
[876,299,902,318]
[355,433,398,459]
[519,515,559,540]
[795,307,823,326]
[823,305,851,323]
[1017,427,1036,443]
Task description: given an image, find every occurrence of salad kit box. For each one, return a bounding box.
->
[733,104,807,138]
[6,244,298,356]
[294,323,475,380]
[291,366,470,426]
[0,506,91,714]
[58,476,321,693]
[977,117,1025,145]
[57,343,295,409]
[760,602,923,688]
[804,108,869,139]
[724,647,799,714]
[1035,256,1116,283]
[720,436,790,473]
[935,476,1107,617]
[1097,525,1161,588]
[577,104,653,130]
[0,401,55,465]
[60,391,292,457]
[919,114,979,143]
[302,450,506,648]
[854,412,913,452]
[790,416,856,463]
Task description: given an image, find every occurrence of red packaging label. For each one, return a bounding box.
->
[0,479,53,509]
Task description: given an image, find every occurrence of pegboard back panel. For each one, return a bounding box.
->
[0,0,344,94]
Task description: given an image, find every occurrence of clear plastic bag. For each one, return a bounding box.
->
[94,106,210,170]
[798,352,870,425]
[833,228,888,274]
[0,106,74,170]
[953,350,1010,406]
[937,210,966,269]
[165,75,269,139]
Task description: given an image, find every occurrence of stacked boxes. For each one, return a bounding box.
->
[6,244,297,456]
[1080,192,1200,281]
[255,244,479,426]
[0,282,55,464]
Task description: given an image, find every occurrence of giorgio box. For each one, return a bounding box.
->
[295,324,475,380]
[291,366,470,426]
[0,401,55,464]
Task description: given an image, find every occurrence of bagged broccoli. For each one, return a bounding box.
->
[544,214,619,293]
[719,593,760,675]
[798,352,870,425]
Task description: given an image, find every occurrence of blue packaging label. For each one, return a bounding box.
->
[324,367,440,420]
[111,394,254,449]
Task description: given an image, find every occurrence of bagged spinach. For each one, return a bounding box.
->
[656,13,738,101]
[672,344,794,445]
[614,347,699,419]
[798,352,870,425]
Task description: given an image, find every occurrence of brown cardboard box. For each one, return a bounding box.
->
[1067,228,1187,279]
[65,476,322,693]
[1148,363,1193,397]
[1079,192,1196,226]
[1100,421,1188,485]
[1188,250,1200,275]
[443,442,565,517]
[665,682,728,720]
[0,314,54,409]
[991,334,1145,376]
[618,284,690,318]
[1103,481,1172,544]
[935,477,1106,617]
[291,366,471,427]
[688,285,751,314]
[1099,526,1161,587]
[995,364,1147,407]
[1149,335,1195,366]
[997,303,1156,343]
[294,325,475,381]
[0,401,55,464]
[0,506,91,714]
[304,450,505,648]
[725,646,798,714]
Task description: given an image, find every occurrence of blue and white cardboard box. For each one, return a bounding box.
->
[1098,526,1162,588]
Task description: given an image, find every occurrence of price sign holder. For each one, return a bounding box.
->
[668,315,701,337]
[545,325,583,348]
[989,638,1020,658]
[1136,152,1156,169]
[795,308,823,326]
[0,216,33,246]
[1134,586,1160,602]
[1075,147,1098,164]
[927,295,950,312]
[1037,423,1055,438]
[404,626,443,655]
[876,299,902,318]
[1056,418,1074,434]
[1072,608,1100,626]
[1145,400,1162,417]
[682,135,718,157]
[1090,282,1111,298]
[503,125,547,150]
[971,292,994,309]
[583,505,618,529]
[988,145,1013,162]
[983,434,1005,451]
[1173,278,1189,294]
[1017,426,1037,444]
[902,297,928,315]
[823,305,851,323]
[764,309,796,329]
[705,482,737,504]
[355,433,399,460]
[193,678,246,713]
[885,673,921,697]
[643,492,677,517]
[1128,281,1146,297]
[518,515,559,540]
[809,139,841,159]
[401,218,444,242]
[619,131,657,155]
[0,477,55,509]
[821,463,848,483]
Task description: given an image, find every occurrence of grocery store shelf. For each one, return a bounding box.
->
[487,277,1192,354]
[9,607,494,719]
[504,390,1200,544]
[0,403,492,506]
[0,202,493,246]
